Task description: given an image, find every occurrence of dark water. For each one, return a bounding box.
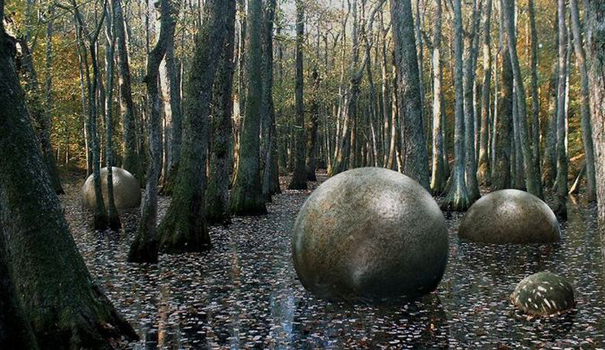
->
[66,181,605,349]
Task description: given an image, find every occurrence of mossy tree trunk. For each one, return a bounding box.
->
[158,0,235,252]
[390,0,429,190]
[231,0,269,213]
[0,15,138,347]
[129,0,177,263]
[288,0,308,190]
[442,0,470,211]
[0,203,39,350]
[207,0,237,224]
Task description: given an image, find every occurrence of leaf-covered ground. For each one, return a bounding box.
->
[62,172,605,349]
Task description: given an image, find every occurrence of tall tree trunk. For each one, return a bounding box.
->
[583,0,605,257]
[569,0,597,202]
[528,0,541,183]
[0,13,138,346]
[159,0,235,251]
[289,0,308,189]
[129,0,177,262]
[115,0,143,184]
[231,0,268,213]
[463,0,481,202]
[390,0,429,189]
[260,0,281,199]
[442,0,470,211]
[207,0,237,223]
[554,0,569,219]
[104,3,121,230]
[430,0,447,194]
[502,0,543,198]
[477,0,493,185]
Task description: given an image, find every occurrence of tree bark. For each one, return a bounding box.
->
[207,0,237,223]
[0,15,138,346]
[289,0,308,189]
[442,0,470,211]
[528,0,542,184]
[502,0,543,198]
[158,0,235,251]
[390,0,429,189]
[430,0,447,194]
[569,0,597,202]
[477,0,493,185]
[554,0,569,220]
[129,0,177,262]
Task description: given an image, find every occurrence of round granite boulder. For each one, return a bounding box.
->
[82,167,141,210]
[458,189,560,244]
[511,272,575,316]
[292,167,449,301]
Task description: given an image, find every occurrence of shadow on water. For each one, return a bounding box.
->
[63,180,605,349]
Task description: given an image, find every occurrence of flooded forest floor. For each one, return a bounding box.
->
[61,171,605,349]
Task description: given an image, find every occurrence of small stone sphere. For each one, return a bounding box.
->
[511,271,575,316]
[292,167,449,301]
[458,189,560,244]
[82,167,141,210]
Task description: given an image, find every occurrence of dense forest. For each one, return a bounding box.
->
[1,0,604,348]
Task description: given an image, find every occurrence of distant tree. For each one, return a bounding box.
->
[289,0,308,190]
[442,0,470,211]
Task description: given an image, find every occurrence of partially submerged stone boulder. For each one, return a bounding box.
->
[292,167,449,301]
[458,189,560,244]
[511,271,575,316]
[82,167,141,210]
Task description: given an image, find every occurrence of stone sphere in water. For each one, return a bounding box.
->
[82,167,141,210]
[511,271,575,316]
[458,189,560,244]
[292,167,449,301]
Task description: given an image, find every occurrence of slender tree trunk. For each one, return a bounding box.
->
[306,68,320,181]
[0,14,138,346]
[477,0,493,185]
[569,0,597,202]
[289,0,308,189]
[502,0,543,198]
[129,0,177,262]
[390,0,429,189]
[207,0,237,223]
[442,0,470,211]
[114,0,142,184]
[430,0,447,194]
[554,0,569,219]
[104,3,121,230]
[528,0,542,183]
[542,61,559,187]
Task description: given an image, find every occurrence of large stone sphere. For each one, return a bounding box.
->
[292,167,449,301]
[82,167,141,210]
[458,189,560,244]
[511,271,575,316]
